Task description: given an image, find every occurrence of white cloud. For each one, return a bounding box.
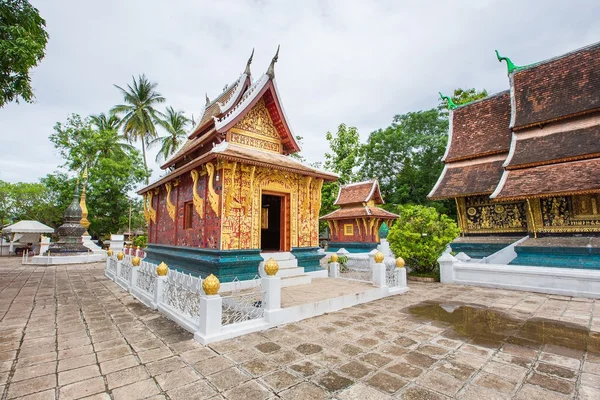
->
[1,0,598,186]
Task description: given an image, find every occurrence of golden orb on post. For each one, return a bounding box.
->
[117,251,124,261]
[264,258,279,276]
[156,262,168,276]
[374,251,385,264]
[132,256,141,266]
[203,274,220,295]
[396,257,405,268]
[107,249,114,257]
[330,253,339,263]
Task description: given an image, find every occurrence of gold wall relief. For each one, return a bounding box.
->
[223,161,242,218]
[233,98,281,140]
[327,220,334,238]
[165,182,176,222]
[205,162,220,217]
[147,191,156,223]
[368,218,376,237]
[143,193,151,224]
[462,196,527,233]
[355,218,362,236]
[538,195,600,232]
[572,194,600,219]
[362,218,368,234]
[190,168,206,218]
[333,220,339,239]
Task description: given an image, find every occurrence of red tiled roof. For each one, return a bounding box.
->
[320,206,398,220]
[491,158,600,200]
[512,42,600,129]
[506,124,600,168]
[445,91,512,162]
[428,158,506,200]
[334,180,383,206]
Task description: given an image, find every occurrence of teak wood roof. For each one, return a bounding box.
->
[334,180,384,206]
[320,206,398,221]
[511,42,600,130]
[428,158,506,200]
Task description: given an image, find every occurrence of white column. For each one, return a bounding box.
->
[130,267,139,292]
[105,257,111,272]
[198,295,222,337]
[329,262,340,278]
[154,276,167,308]
[368,249,378,269]
[116,260,122,280]
[438,253,458,284]
[372,262,386,287]
[262,276,281,311]
[396,267,407,288]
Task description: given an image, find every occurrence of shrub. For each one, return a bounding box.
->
[387,204,459,273]
[133,235,147,248]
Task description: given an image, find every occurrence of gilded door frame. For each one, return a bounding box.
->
[260,189,291,252]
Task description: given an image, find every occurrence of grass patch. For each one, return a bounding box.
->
[408,270,440,280]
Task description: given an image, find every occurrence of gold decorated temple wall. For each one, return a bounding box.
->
[456,196,527,234]
[219,161,323,250]
[227,98,283,154]
[527,194,600,234]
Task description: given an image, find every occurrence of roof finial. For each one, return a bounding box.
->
[439,92,457,110]
[205,93,210,106]
[244,48,254,76]
[495,50,519,75]
[266,45,280,79]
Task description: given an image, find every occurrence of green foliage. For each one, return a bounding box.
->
[151,106,190,162]
[387,204,459,273]
[438,88,489,115]
[0,180,64,227]
[48,114,147,238]
[328,254,348,267]
[133,235,147,248]
[324,123,361,184]
[0,0,48,107]
[112,74,165,183]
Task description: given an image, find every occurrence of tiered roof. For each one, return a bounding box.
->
[492,42,600,200]
[321,180,398,220]
[139,48,336,195]
[428,91,512,200]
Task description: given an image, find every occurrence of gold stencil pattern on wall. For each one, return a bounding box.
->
[165,182,176,222]
[147,191,157,223]
[190,168,206,218]
[205,162,220,217]
[143,193,151,224]
[233,98,280,140]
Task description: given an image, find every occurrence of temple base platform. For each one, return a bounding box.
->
[450,236,525,259]
[144,244,326,283]
[511,237,600,269]
[327,242,378,253]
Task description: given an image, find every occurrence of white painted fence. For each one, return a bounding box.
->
[438,253,600,298]
[105,251,408,345]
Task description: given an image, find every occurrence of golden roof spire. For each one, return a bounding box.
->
[266,45,280,79]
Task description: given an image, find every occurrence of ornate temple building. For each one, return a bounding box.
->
[321,180,398,252]
[138,49,337,281]
[429,42,600,267]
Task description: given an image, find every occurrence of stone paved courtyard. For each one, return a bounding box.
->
[0,259,599,399]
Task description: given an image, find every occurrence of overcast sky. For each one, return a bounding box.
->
[1,0,599,188]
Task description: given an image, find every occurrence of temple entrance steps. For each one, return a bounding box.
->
[259,252,312,287]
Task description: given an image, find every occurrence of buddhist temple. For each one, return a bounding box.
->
[430,42,600,267]
[138,48,338,281]
[321,180,398,252]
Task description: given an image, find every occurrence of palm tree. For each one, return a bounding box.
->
[111,74,165,183]
[90,112,135,161]
[150,106,190,163]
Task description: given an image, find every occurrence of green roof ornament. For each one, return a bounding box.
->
[495,50,520,75]
[439,92,457,110]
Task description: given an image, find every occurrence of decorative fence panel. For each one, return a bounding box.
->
[221,276,264,326]
[116,258,132,290]
[157,269,204,333]
[386,266,400,288]
[131,261,157,308]
[106,256,117,278]
[338,265,372,283]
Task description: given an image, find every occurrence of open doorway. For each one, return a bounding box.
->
[260,193,288,252]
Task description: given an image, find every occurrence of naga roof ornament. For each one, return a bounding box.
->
[244,48,254,76]
[495,49,521,75]
[439,92,457,110]
[266,45,280,79]
[205,93,210,106]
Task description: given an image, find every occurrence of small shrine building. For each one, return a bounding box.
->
[138,49,338,281]
[321,180,398,252]
[429,42,600,267]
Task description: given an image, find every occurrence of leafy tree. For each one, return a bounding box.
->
[289,135,306,162]
[112,74,165,183]
[49,114,147,238]
[324,123,361,184]
[387,204,459,274]
[0,0,48,107]
[151,106,190,163]
[0,180,62,227]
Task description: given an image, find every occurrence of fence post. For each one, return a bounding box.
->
[198,274,222,340]
[130,256,141,292]
[262,258,282,323]
[116,251,124,281]
[368,249,378,269]
[372,251,387,288]
[154,262,169,308]
[396,257,407,288]
[329,254,340,278]
[438,253,457,284]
